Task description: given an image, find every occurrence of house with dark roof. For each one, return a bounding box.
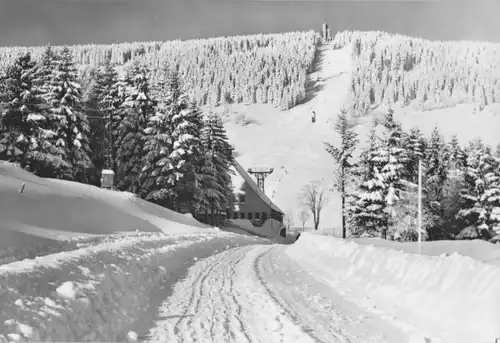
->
[229,160,285,228]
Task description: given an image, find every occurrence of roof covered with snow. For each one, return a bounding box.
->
[231,159,284,215]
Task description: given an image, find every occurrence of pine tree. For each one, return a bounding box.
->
[45,46,92,181]
[457,139,500,236]
[404,127,426,183]
[447,135,466,169]
[30,45,69,178]
[372,109,409,238]
[139,100,176,208]
[92,56,124,174]
[422,126,449,239]
[32,45,59,99]
[116,60,156,192]
[324,109,359,238]
[199,113,234,223]
[348,120,388,237]
[0,53,61,173]
[80,69,105,185]
[169,86,205,212]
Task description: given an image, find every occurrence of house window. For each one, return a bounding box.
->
[248,212,253,220]
[233,212,238,220]
[239,194,246,204]
[233,195,238,203]
[255,212,260,219]
[240,212,245,219]
[262,212,268,223]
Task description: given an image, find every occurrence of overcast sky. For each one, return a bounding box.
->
[0,0,499,47]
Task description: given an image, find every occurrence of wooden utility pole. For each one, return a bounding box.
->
[417,159,422,254]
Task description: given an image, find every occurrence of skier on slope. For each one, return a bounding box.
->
[311,111,316,123]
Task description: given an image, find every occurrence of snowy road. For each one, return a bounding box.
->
[143,244,412,343]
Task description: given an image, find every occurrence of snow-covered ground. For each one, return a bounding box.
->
[144,244,416,343]
[352,236,500,267]
[0,161,270,341]
[0,231,268,341]
[288,233,500,343]
[0,161,210,265]
[145,237,500,343]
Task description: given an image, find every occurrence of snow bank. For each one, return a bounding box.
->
[228,219,283,238]
[0,232,220,342]
[287,233,500,343]
[0,162,209,263]
[352,237,500,267]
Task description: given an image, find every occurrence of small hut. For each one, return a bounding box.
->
[100,169,115,189]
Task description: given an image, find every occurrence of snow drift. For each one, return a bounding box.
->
[287,233,500,343]
[0,161,209,264]
[0,232,247,342]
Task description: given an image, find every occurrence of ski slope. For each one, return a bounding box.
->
[215,43,500,235]
[208,42,352,232]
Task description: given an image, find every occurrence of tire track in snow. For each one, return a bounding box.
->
[145,245,317,343]
[172,252,226,338]
[254,247,349,343]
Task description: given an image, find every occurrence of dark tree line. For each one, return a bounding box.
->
[0,31,319,111]
[0,48,235,222]
[327,108,500,242]
[332,30,500,115]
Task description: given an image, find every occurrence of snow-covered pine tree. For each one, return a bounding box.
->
[32,45,59,100]
[324,109,359,238]
[495,142,500,160]
[457,139,500,237]
[404,127,426,183]
[139,98,176,209]
[44,46,92,182]
[168,83,205,213]
[92,56,124,174]
[348,119,388,237]
[425,127,448,186]
[198,112,234,223]
[116,60,156,193]
[80,69,105,185]
[436,134,468,238]
[447,134,467,170]
[0,53,62,173]
[372,109,409,238]
[419,126,450,239]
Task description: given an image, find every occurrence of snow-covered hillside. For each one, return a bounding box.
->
[0,161,213,264]
[214,43,500,235]
[207,42,352,232]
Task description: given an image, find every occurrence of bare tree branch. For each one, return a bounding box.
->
[297,210,309,232]
[283,211,294,231]
[300,181,328,230]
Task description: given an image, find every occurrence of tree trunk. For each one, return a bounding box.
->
[341,188,346,239]
[210,201,215,226]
